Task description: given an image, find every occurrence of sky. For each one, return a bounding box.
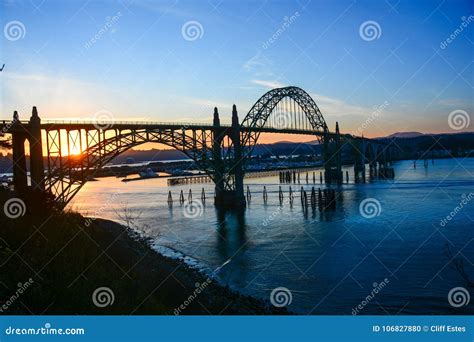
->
[1,0,473,142]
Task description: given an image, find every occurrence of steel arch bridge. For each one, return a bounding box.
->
[241,86,328,149]
[2,86,393,209]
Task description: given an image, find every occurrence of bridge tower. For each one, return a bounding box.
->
[11,107,45,198]
[353,137,366,182]
[11,111,28,195]
[231,104,245,207]
[212,107,225,204]
[212,105,246,209]
[29,106,45,191]
[323,121,343,184]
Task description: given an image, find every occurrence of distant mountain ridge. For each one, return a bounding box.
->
[384,132,425,139]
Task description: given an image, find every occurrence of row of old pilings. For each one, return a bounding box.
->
[378,165,395,178]
[279,170,324,184]
[279,170,356,184]
[413,158,434,169]
[369,163,395,179]
[168,185,339,211]
[167,188,208,207]
[300,186,337,211]
[259,184,338,211]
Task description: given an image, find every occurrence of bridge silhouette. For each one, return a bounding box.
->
[2,86,394,209]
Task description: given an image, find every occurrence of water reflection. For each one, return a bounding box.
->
[215,208,247,260]
[215,208,249,285]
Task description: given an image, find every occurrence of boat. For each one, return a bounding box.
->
[139,168,158,178]
[122,168,159,182]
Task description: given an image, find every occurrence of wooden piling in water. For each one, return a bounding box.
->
[311,187,316,207]
[330,189,336,209]
[318,188,323,210]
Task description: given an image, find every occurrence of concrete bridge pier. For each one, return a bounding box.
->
[29,107,45,191]
[323,122,343,184]
[213,105,246,209]
[231,105,246,208]
[369,161,378,178]
[12,111,28,195]
[212,107,225,206]
[353,138,366,183]
[11,107,45,202]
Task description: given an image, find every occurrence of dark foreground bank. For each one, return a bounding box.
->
[0,202,288,315]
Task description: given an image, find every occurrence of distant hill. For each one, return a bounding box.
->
[385,132,425,139]
[305,131,426,144]
[110,149,187,164]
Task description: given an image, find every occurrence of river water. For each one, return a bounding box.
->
[69,158,474,314]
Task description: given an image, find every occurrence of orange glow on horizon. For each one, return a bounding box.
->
[33,132,358,156]
[132,133,318,151]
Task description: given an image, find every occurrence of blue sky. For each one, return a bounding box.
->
[1,0,473,137]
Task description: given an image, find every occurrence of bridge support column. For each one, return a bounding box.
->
[12,111,28,195]
[231,105,246,208]
[354,138,366,183]
[323,122,343,184]
[369,161,377,178]
[29,106,45,191]
[212,105,246,209]
[212,107,225,206]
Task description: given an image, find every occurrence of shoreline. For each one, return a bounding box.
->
[91,217,290,315]
[0,194,289,315]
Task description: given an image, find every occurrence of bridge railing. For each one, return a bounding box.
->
[41,120,223,126]
[0,119,229,127]
[1,119,319,132]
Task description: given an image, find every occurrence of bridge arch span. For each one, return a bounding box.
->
[240,86,329,155]
[46,127,222,207]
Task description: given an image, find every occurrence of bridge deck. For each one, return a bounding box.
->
[0,119,376,142]
[1,120,328,136]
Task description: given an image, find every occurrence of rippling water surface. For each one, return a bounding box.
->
[70,158,474,314]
